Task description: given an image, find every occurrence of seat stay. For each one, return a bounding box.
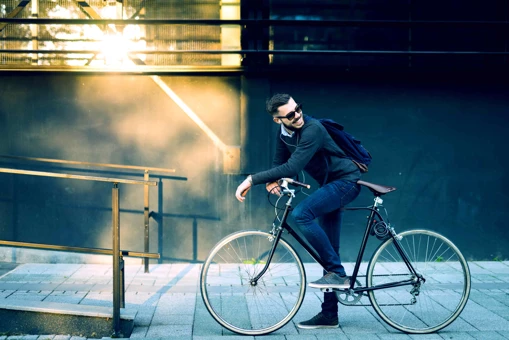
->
[388,232,421,277]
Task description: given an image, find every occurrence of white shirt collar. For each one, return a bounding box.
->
[280,124,294,137]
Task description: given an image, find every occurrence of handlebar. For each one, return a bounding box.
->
[241,177,310,199]
[280,178,311,189]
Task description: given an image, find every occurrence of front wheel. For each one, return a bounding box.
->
[367,229,471,334]
[200,230,306,335]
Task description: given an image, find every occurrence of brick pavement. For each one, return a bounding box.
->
[0,261,507,340]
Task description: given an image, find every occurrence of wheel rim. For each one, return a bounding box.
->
[367,229,471,333]
[200,231,306,335]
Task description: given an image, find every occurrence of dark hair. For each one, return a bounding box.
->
[266,93,292,115]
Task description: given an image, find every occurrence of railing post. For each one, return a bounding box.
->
[120,254,125,308]
[112,183,121,337]
[143,170,150,273]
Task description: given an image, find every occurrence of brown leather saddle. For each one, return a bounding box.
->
[357,180,397,196]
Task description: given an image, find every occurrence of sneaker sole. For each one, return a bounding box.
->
[297,324,339,329]
[308,283,350,289]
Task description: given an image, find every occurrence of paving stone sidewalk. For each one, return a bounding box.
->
[0,261,508,340]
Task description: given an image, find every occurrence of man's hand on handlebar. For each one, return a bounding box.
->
[236,177,310,203]
[266,181,281,196]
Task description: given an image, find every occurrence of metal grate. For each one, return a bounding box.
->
[1,0,30,65]
[144,0,221,66]
[268,0,509,69]
[0,0,227,68]
[1,0,507,71]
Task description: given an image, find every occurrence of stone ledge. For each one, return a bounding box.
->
[0,299,136,339]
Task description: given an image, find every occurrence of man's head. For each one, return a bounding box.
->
[266,93,304,131]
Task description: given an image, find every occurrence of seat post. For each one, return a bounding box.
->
[373,196,384,208]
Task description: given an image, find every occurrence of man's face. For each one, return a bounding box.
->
[273,97,304,131]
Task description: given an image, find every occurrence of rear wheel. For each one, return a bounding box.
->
[200,230,306,335]
[367,229,471,333]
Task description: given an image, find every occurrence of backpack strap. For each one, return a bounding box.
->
[322,153,329,186]
[351,159,368,173]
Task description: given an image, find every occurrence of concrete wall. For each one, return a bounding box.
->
[0,72,507,263]
[0,74,244,264]
[259,72,508,263]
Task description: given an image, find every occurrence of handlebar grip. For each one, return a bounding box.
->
[281,178,311,189]
[241,187,251,197]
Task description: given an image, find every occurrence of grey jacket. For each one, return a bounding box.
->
[251,115,360,186]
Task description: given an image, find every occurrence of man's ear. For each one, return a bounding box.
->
[273,117,281,124]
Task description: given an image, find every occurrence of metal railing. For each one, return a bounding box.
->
[0,155,178,273]
[0,155,180,337]
[0,166,157,337]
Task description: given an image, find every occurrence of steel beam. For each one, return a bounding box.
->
[0,0,31,32]
[2,18,506,27]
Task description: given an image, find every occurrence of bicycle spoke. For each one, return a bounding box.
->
[367,230,471,334]
[201,231,306,335]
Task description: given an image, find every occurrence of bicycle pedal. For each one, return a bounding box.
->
[320,288,348,293]
[320,288,333,293]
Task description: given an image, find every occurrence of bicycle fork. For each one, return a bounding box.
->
[250,188,295,286]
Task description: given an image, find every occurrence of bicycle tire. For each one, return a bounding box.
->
[200,230,306,335]
[367,229,471,334]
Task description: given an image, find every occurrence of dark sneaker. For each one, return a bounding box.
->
[296,312,339,329]
[308,272,350,289]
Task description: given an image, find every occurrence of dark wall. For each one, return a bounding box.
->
[255,72,508,262]
[0,72,507,263]
[0,73,243,263]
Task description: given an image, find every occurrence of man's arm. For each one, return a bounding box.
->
[251,123,324,185]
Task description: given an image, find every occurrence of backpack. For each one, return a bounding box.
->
[317,118,372,173]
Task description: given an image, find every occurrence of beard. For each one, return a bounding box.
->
[282,119,303,131]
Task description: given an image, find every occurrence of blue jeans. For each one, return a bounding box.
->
[291,179,361,317]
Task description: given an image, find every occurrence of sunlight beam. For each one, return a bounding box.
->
[150,76,228,152]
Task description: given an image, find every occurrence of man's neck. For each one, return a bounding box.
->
[281,124,294,137]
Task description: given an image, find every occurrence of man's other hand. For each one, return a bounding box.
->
[266,181,281,196]
[235,178,252,202]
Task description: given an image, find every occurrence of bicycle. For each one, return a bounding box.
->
[200,178,471,336]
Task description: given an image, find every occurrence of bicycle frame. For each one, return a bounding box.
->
[201,179,471,336]
[252,189,421,294]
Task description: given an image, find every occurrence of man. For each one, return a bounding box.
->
[234,93,362,329]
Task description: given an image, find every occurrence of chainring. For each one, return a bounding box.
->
[335,279,364,306]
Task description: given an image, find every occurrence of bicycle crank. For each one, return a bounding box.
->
[335,279,365,306]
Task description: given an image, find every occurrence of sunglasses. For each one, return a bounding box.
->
[274,103,303,121]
